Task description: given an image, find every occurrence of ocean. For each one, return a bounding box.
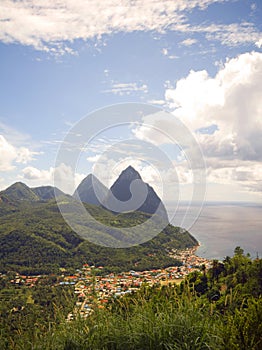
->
[169,203,262,261]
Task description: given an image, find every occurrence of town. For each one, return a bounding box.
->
[3,247,211,321]
[64,247,211,320]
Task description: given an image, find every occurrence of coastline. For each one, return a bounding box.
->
[194,241,202,256]
[178,205,262,260]
[168,244,212,271]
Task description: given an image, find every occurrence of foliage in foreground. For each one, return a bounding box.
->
[0,248,261,349]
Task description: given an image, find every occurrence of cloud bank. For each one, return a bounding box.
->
[0,134,38,171]
[22,164,85,194]
[0,0,261,53]
[135,51,262,195]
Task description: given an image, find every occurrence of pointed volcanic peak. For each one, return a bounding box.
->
[0,182,39,202]
[103,166,169,221]
[31,186,66,200]
[110,165,142,201]
[73,174,108,206]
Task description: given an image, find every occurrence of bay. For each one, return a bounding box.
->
[170,203,262,261]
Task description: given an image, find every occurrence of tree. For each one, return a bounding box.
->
[234,246,244,256]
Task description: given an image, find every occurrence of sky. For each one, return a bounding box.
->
[0,0,262,205]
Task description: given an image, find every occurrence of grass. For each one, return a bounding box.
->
[1,252,261,350]
[1,286,261,350]
[24,287,223,350]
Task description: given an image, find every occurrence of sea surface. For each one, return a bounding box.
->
[169,203,262,261]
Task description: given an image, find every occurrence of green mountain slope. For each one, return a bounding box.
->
[0,182,66,203]
[0,198,198,275]
[0,182,39,202]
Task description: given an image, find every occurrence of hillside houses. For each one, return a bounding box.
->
[66,248,211,320]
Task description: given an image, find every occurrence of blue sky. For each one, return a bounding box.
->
[0,0,262,204]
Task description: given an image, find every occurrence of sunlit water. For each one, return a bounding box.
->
[169,203,262,260]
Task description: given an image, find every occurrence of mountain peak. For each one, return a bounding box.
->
[0,183,66,202]
[0,182,39,202]
[10,182,29,189]
[118,166,141,182]
[84,173,96,181]
[73,174,108,205]
[103,166,169,221]
[123,165,139,173]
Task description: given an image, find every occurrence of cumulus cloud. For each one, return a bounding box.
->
[0,135,38,171]
[0,135,17,171]
[0,1,260,53]
[133,51,262,194]
[22,166,53,181]
[166,51,262,162]
[22,164,85,194]
[165,69,224,130]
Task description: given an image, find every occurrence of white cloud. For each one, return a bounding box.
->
[161,48,179,59]
[147,99,166,106]
[255,38,262,48]
[22,164,85,194]
[162,48,168,56]
[0,135,38,171]
[0,121,32,146]
[166,51,262,161]
[167,55,179,60]
[165,69,224,131]
[0,135,17,171]
[0,1,260,53]
[22,166,53,182]
[180,38,197,46]
[87,154,101,163]
[206,161,262,194]
[201,22,261,47]
[16,147,38,164]
[103,82,148,95]
[133,51,262,196]
[53,163,85,194]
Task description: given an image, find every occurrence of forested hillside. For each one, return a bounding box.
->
[0,198,197,274]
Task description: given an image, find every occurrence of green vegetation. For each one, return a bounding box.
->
[0,277,76,350]
[0,198,197,274]
[0,182,39,202]
[2,184,260,348]
[0,248,261,349]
